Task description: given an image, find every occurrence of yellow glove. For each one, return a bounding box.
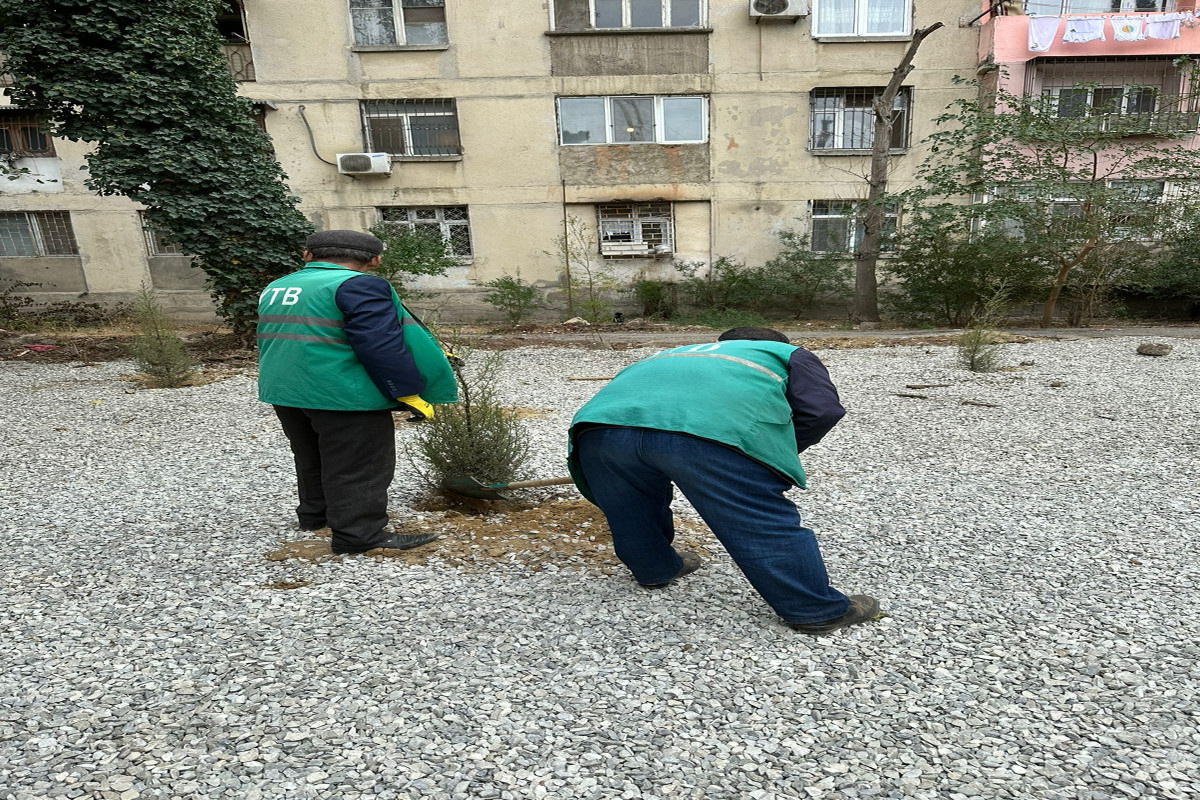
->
[443,350,463,367]
[396,395,434,421]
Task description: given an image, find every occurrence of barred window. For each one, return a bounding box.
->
[0,212,79,257]
[362,99,462,157]
[0,112,55,158]
[810,200,898,253]
[378,206,473,260]
[558,96,707,145]
[597,203,673,258]
[141,214,186,256]
[351,0,448,45]
[810,88,910,151]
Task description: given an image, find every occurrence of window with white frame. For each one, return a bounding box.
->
[362,99,462,157]
[597,202,673,257]
[810,200,898,253]
[141,214,186,257]
[0,212,79,257]
[1044,86,1159,119]
[812,0,910,38]
[591,0,705,28]
[558,96,707,145]
[810,87,910,151]
[350,0,448,46]
[378,206,473,260]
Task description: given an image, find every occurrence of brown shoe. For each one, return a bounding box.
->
[639,551,703,589]
[788,595,882,635]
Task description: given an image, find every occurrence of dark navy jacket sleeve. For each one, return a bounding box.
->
[786,348,846,453]
[335,275,425,400]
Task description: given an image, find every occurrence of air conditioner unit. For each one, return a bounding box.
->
[749,0,808,21]
[336,152,392,176]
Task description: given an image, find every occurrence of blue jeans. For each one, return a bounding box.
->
[575,427,850,624]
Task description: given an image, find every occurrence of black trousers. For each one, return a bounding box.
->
[273,405,396,553]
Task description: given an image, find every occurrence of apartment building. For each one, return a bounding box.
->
[2,0,1194,318]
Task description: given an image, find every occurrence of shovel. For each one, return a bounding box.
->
[443,475,575,501]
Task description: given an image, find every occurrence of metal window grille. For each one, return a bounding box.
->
[350,0,449,46]
[1024,0,1177,14]
[810,88,910,151]
[363,99,462,157]
[592,0,705,29]
[141,215,186,256]
[0,112,55,157]
[1026,57,1199,136]
[0,212,79,257]
[378,206,473,259]
[597,202,674,257]
[557,95,708,145]
[810,200,898,253]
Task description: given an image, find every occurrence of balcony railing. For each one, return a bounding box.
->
[222,43,255,82]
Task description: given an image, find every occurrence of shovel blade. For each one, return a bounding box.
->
[443,475,510,500]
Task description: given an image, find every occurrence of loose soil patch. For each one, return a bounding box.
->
[263,498,715,572]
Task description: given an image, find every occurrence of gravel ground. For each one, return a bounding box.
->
[1,336,1197,800]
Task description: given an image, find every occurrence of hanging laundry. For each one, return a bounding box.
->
[1110,15,1147,41]
[1145,12,1185,40]
[1062,16,1106,44]
[1028,15,1062,52]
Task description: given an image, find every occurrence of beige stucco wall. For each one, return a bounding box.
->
[2,0,983,320]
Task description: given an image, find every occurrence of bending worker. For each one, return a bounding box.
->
[568,327,880,635]
[257,230,457,555]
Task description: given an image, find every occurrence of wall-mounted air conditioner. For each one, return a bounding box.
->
[749,0,808,21]
[336,153,392,175]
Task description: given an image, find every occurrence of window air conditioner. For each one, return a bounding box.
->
[749,0,808,21]
[336,153,392,175]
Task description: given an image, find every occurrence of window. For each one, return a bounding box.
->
[592,0,705,28]
[141,214,186,257]
[558,96,707,145]
[218,1,255,81]
[0,112,54,158]
[812,0,910,38]
[0,212,79,257]
[597,203,673,257]
[811,88,910,151]
[1024,0,1175,14]
[1044,86,1159,119]
[351,0,448,45]
[362,99,462,157]
[378,206,473,260]
[810,201,898,253]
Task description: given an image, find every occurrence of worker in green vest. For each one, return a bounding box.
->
[568,327,880,635]
[258,230,458,555]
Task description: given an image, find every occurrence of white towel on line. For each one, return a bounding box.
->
[1110,15,1146,41]
[1146,12,1185,40]
[1062,16,1106,44]
[1028,15,1062,52]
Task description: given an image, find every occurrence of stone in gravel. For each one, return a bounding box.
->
[1136,342,1172,356]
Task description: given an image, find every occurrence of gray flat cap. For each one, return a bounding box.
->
[305,229,384,256]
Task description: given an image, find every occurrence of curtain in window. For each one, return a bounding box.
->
[351,0,397,45]
[865,0,905,34]
[817,0,855,35]
[559,98,606,143]
[611,97,655,142]
[661,97,704,142]
[594,0,623,27]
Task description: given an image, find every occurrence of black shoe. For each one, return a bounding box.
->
[639,551,703,589]
[333,532,439,555]
[787,595,881,636]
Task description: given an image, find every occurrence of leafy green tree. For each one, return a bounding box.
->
[482,274,541,324]
[902,64,1200,327]
[759,231,852,316]
[0,0,312,335]
[368,224,458,302]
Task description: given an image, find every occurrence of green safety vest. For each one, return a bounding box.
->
[256,262,458,411]
[568,339,806,503]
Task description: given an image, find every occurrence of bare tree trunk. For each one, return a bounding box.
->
[853,22,944,323]
[1040,241,1097,328]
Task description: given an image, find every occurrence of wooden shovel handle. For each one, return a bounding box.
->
[502,476,576,490]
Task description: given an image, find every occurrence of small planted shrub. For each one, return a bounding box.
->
[958,287,1010,373]
[630,279,679,319]
[128,287,196,388]
[483,274,541,324]
[413,346,530,491]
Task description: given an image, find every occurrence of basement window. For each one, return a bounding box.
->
[597,202,674,257]
[0,212,79,257]
[378,206,473,260]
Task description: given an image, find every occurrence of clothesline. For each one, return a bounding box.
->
[1027,10,1195,51]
